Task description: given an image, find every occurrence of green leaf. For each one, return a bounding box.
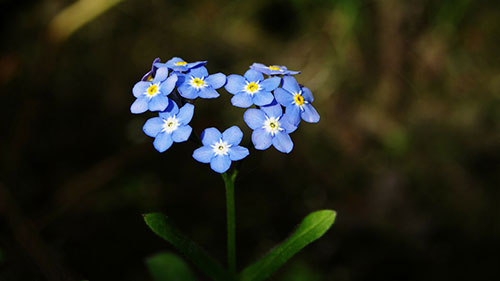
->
[146,252,198,281]
[144,213,230,281]
[239,210,336,281]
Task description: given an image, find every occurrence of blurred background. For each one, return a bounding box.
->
[1,0,499,280]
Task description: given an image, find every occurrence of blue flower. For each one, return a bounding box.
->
[154,57,207,73]
[274,76,320,125]
[243,103,297,153]
[193,126,249,173]
[141,57,161,81]
[131,67,178,114]
[178,66,226,99]
[143,102,194,152]
[225,69,281,108]
[250,62,300,76]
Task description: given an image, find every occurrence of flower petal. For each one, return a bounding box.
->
[231,92,253,108]
[272,131,293,153]
[253,91,274,106]
[225,75,246,94]
[159,74,177,96]
[222,126,243,146]
[130,96,149,114]
[261,102,282,118]
[274,87,294,106]
[186,61,207,69]
[252,128,273,150]
[210,155,232,173]
[178,83,199,99]
[159,99,179,118]
[153,132,174,152]
[282,76,300,94]
[244,109,266,130]
[261,77,281,91]
[176,103,194,124]
[301,104,320,123]
[280,112,298,133]
[143,117,164,137]
[199,87,220,99]
[132,81,150,98]
[205,73,226,89]
[229,146,249,161]
[153,67,169,83]
[188,66,208,78]
[284,105,301,126]
[193,146,214,163]
[302,87,314,102]
[244,69,264,82]
[148,95,169,112]
[201,127,222,146]
[172,125,192,142]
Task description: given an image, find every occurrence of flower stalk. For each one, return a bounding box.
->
[222,170,238,278]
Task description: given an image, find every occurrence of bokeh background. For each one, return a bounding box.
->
[1,0,499,280]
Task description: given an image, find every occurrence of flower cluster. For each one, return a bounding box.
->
[131,58,319,173]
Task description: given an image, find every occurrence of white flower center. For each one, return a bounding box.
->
[244,81,261,95]
[211,139,231,156]
[189,76,207,90]
[263,116,283,136]
[162,116,179,134]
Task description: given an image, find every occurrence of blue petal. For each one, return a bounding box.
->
[205,73,226,89]
[143,117,164,137]
[172,125,192,142]
[244,69,264,82]
[130,96,149,114]
[159,100,179,118]
[229,146,249,161]
[148,95,169,112]
[252,128,273,150]
[175,73,186,86]
[198,87,220,99]
[178,83,199,99]
[231,92,253,108]
[225,75,246,94]
[176,103,194,124]
[153,67,169,83]
[153,132,174,152]
[274,87,294,106]
[201,127,222,146]
[186,61,207,69]
[193,146,214,163]
[282,76,300,94]
[210,155,232,173]
[272,131,293,153]
[261,102,282,118]
[302,87,314,102]
[222,126,243,146]
[249,63,268,73]
[188,66,208,78]
[159,74,177,96]
[280,112,298,133]
[253,91,274,106]
[133,81,150,98]
[284,105,301,126]
[301,104,320,123]
[166,57,184,65]
[244,108,266,130]
[261,77,281,91]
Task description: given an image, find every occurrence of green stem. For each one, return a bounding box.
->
[222,170,238,278]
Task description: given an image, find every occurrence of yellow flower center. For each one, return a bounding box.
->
[245,82,260,93]
[175,61,187,66]
[268,65,281,71]
[146,75,153,82]
[191,77,205,88]
[269,121,277,128]
[293,93,305,106]
[147,84,159,96]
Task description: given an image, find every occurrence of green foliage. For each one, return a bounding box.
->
[146,252,198,281]
[239,210,336,281]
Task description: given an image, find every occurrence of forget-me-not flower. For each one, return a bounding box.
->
[225,69,281,108]
[274,76,320,125]
[143,102,194,152]
[244,103,297,153]
[178,66,226,99]
[193,126,249,173]
[141,57,161,82]
[154,57,207,73]
[250,62,300,76]
[131,67,178,114]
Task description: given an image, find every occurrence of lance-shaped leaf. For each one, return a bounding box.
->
[146,252,198,281]
[239,210,336,281]
[144,213,230,281]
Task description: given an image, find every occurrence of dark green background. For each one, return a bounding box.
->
[1,0,499,280]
